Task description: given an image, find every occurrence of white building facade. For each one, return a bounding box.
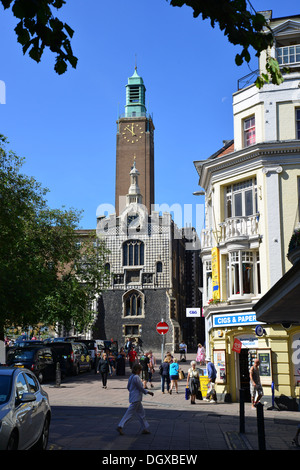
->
[194,11,300,407]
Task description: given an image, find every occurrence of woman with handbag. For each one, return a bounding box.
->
[186,361,200,404]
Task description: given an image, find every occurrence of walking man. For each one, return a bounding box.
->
[117,363,154,435]
[250,358,263,409]
[204,358,217,402]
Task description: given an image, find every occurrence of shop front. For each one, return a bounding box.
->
[206,308,300,408]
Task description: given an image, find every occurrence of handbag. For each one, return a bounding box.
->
[185,386,191,400]
[178,370,185,380]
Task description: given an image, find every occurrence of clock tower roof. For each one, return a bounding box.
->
[125,67,146,118]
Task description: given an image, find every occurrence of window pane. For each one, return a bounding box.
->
[234,192,242,216]
[242,263,253,294]
[245,189,253,216]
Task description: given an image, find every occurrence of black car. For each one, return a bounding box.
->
[6,346,57,384]
[47,341,91,376]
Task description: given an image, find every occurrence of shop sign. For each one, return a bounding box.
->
[211,247,220,301]
[186,307,201,317]
[232,338,242,353]
[213,312,261,328]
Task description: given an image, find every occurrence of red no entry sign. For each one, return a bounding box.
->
[156,321,169,335]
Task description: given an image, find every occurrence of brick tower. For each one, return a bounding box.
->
[115,68,154,215]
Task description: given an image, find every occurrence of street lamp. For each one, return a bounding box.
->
[193,191,205,196]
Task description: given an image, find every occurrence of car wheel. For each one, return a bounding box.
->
[7,430,18,450]
[34,415,50,450]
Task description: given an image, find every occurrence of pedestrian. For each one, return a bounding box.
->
[249,358,263,409]
[160,357,171,393]
[117,363,154,435]
[108,350,116,375]
[97,352,110,388]
[186,360,200,404]
[179,341,187,361]
[139,352,150,388]
[125,338,133,354]
[148,350,156,388]
[128,347,138,370]
[196,343,206,365]
[204,358,217,403]
[116,347,126,376]
[169,358,179,394]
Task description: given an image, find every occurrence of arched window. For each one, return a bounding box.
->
[124,291,143,317]
[123,240,144,266]
[156,261,163,273]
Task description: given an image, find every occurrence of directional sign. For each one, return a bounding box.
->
[156,321,169,335]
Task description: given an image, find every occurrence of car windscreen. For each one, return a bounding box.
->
[0,375,12,404]
[7,348,35,362]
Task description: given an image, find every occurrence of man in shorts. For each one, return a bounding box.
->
[250,358,263,409]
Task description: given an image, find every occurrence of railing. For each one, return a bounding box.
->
[237,69,259,90]
[201,214,260,248]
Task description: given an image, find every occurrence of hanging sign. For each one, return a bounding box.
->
[232,338,242,354]
[211,247,220,301]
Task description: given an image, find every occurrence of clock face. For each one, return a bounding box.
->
[122,123,144,144]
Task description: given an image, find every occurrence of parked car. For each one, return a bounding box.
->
[71,339,98,369]
[95,339,118,356]
[6,346,57,384]
[47,341,91,376]
[0,366,51,449]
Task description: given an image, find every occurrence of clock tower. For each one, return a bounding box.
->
[115,68,154,215]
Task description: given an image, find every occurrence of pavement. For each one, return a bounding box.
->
[43,353,300,454]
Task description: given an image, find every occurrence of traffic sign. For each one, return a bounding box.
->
[156,321,169,335]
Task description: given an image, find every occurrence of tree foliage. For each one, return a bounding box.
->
[168,0,284,88]
[1,0,285,86]
[0,0,77,74]
[0,135,110,338]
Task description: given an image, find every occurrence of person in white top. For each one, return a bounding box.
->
[117,363,154,435]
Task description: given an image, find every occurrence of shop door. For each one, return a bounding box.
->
[239,349,251,402]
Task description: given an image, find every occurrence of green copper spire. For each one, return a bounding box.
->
[125,67,146,118]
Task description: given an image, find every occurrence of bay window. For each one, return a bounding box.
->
[227,250,261,298]
[296,108,300,139]
[226,178,257,218]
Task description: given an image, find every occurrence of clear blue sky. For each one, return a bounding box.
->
[1,1,299,230]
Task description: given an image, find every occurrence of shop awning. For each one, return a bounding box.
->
[253,260,300,324]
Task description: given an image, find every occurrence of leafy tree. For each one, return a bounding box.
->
[0,135,110,339]
[0,0,286,86]
[168,0,284,88]
[0,0,77,74]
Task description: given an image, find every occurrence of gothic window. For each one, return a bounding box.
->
[156,261,163,273]
[124,291,143,317]
[123,240,144,266]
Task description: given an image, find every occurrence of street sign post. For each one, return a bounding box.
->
[156,321,169,335]
[156,320,169,362]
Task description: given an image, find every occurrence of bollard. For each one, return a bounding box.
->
[239,388,245,433]
[256,402,266,450]
[55,362,61,388]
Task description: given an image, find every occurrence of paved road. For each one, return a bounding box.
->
[43,354,300,453]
